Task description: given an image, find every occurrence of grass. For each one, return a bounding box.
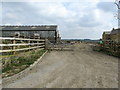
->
[2,49,46,77]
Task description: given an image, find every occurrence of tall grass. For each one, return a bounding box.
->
[2,49,46,77]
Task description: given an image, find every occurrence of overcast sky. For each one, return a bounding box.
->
[0,0,118,39]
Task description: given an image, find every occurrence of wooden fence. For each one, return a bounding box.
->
[0,37,46,54]
[92,40,120,57]
[102,40,120,56]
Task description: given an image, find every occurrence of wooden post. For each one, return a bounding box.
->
[29,39,31,51]
[45,39,48,50]
[18,36,20,49]
[37,37,39,47]
[13,39,16,55]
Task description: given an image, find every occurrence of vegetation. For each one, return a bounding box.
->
[2,49,46,78]
[93,47,120,58]
[100,50,120,58]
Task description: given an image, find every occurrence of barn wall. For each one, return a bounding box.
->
[102,33,111,40]
[2,30,57,43]
[110,32,120,42]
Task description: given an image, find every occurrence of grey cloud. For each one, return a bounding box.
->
[78,13,102,27]
[97,2,116,13]
[2,2,115,39]
[2,2,41,24]
[0,2,2,24]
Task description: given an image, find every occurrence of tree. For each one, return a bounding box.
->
[115,0,120,28]
[115,0,120,9]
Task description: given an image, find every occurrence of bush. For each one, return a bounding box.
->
[2,66,12,73]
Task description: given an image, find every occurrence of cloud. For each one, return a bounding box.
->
[2,0,113,2]
[97,2,116,13]
[2,2,117,39]
[0,2,2,25]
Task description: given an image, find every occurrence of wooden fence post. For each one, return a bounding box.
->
[13,39,16,55]
[45,39,48,50]
[1,37,46,54]
[37,38,39,47]
[28,39,30,51]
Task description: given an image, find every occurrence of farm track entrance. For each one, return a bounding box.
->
[3,43,118,88]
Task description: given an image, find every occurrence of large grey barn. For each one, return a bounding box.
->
[1,25,61,43]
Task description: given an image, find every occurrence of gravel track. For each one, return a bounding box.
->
[3,43,118,88]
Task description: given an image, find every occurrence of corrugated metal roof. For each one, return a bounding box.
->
[1,25,57,31]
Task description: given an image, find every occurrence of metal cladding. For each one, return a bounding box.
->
[1,25,59,43]
[1,25,57,31]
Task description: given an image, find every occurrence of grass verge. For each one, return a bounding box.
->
[2,49,46,78]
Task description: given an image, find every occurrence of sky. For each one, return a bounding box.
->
[0,0,118,39]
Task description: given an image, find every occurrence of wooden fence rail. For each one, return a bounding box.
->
[0,37,45,53]
[102,41,120,55]
[92,40,120,57]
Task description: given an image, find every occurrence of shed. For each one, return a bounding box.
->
[1,25,60,43]
[110,28,120,42]
[102,31,111,40]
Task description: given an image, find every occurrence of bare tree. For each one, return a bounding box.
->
[115,0,120,9]
[115,0,120,28]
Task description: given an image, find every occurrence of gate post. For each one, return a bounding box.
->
[45,39,48,50]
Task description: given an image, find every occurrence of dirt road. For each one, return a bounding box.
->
[3,43,118,88]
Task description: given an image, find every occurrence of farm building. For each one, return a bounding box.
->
[1,25,61,43]
[102,28,120,42]
[110,28,120,42]
[102,31,111,40]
